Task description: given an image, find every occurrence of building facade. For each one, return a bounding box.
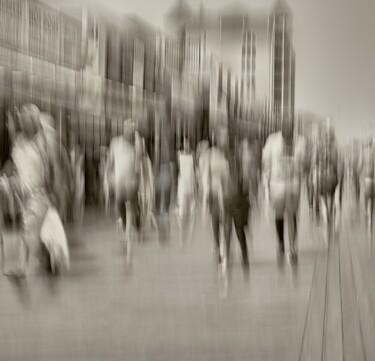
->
[165,0,295,124]
[268,0,295,118]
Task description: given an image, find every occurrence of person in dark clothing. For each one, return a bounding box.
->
[206,127,250,276]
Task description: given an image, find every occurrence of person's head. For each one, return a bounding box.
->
[281,114,294,141]
[135,130,142,148]
[40,112,55,133]
[123,119,135,142]
[216,126,229,151]
[183,137,190,152]
[20,103,41,139]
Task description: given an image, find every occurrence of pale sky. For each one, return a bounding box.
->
[47,0,375,143]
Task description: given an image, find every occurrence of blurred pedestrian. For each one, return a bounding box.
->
[238,132,260,254]
[361,135,375,246]
[262,115,306,264]
[69,133,85,226]
[107,120,140,265]
[155,137,174,245]
[177,137,196,246]
[137,133,158,242]
[204,127,232,295]
[196,139,210,218]
[313,120,340,245]
[4,104,50,277]
[40,113,71,224]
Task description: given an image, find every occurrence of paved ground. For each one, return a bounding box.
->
[0,190,374,361]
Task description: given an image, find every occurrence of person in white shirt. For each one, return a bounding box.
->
[262,115,306,263]
[313,121,341,244]
[40,113,71,224]
[196,139,210,217]
[5,104,50,277]
[204,127,231,265]
[107,120,140,265]
[69,133,85,226]
[359,136,375,244]
[177,137,196,245]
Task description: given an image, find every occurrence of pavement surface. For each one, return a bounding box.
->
[0,189,374,361]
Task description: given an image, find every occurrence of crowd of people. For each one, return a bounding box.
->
[0,102,374,290]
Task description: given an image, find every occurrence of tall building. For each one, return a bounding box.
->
[165,0,295,119]
[268,0,295,117]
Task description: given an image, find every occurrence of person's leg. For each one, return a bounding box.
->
[178,195,186,245]
[223,210,233,265]
[319,194,328,245]
[10,194,48,277]
[307,176,313,211]
[220,210,232,298]
[355,175,360,204]
[125,200,135,265]
[287,212,298,259]
[327,189,336,242]
[210,196,221,263]
[211,213,220,255]
[188,195,196,243]
[234,219,249,270]
[117,197,127,233]
[334,184,341,234]
[275,217,285,254]
[365,195,371,241]
[0,233,4,274]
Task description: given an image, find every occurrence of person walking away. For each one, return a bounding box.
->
[262,115,306,264]
[107,120,140,265]
[196,139,210,218]
[137,135,158,242]
[40,113,72,224]
[204,127,232,296]
[314,122,340,245]
[4,104,50,277]
[360,136,375,249]
[177,137,196,245]
[155,137,174,245]
[69,134,85,226]
[239,133,261,252]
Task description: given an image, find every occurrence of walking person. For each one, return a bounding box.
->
[3,104,50,277]
[196,139,210,218]
[69,133,85,227]
[155,137,174,245]
[137,133,158,242]
[204,127,232,295]
[350,140,361,206]
[238,131,261,252]
[262,115,306,264]
[177,137,196,246]
[40,113,72,225]
[360,136,375,249]
[313,120,340,245]
[107,120,140,265]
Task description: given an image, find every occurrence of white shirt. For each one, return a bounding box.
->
[12,135,46,197]
[108,136,138,198]
[262,132,306,189]
[178,152,195,195]
[205,147,230,197]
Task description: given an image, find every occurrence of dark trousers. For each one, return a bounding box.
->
[275,215,298,253]
[210,194,249,266]
[117,194,140,231]
[353,175,360,202]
